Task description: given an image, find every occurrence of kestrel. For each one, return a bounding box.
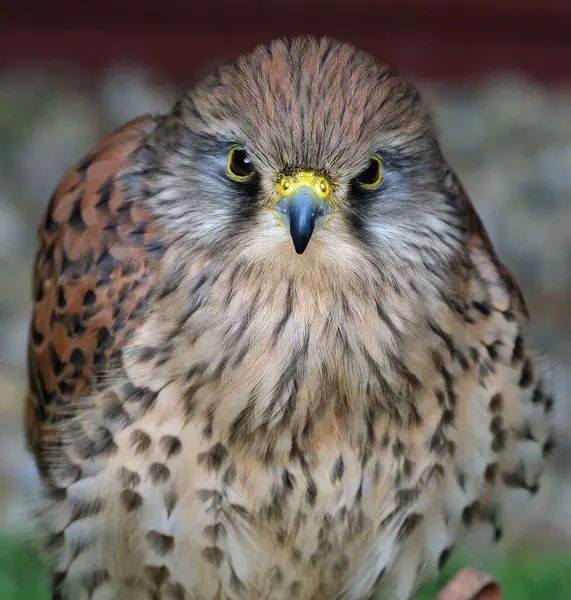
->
[25,36,557,600]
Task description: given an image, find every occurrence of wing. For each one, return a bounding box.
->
[455,173,528,321]
[24,115,165,472]
[451,171,557,548]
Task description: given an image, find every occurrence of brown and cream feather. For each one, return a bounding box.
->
[25,36,557,600]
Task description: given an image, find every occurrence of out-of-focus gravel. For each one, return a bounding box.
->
[0,68,569,545]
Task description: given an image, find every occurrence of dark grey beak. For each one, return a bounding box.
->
[274,186,332,254]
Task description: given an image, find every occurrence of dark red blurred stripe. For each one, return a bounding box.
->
[1,1,571,82]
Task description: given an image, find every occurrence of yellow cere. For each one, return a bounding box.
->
[276,171,332,202]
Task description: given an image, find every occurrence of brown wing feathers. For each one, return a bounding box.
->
[25,116,163,461]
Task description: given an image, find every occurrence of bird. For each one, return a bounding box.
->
[24,36,558,600]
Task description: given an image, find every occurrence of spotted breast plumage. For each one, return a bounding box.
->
[25,36,558,600]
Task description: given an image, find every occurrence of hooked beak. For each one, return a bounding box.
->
[273,172,334,254]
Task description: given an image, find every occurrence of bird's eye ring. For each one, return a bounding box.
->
[227,145,255,182]
[355,155,383,189]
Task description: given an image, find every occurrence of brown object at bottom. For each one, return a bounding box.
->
[435,568,501,600]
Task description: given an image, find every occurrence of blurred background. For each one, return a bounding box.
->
[1,0,571,597]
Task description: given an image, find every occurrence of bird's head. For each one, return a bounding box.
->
[140,36,464,285]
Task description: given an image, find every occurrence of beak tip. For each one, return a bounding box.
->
[291,225,314,255]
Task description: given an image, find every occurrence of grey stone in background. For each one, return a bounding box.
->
[99,68,178,128]
[425,80,571,293]
[0,68,569,545]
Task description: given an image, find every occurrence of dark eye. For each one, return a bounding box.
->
[355,155,383,189]
[227,145,255,182]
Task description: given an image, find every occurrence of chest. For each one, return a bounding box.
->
[46,374,495,600]
[126,267,436,446]
[45,265,501,599]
